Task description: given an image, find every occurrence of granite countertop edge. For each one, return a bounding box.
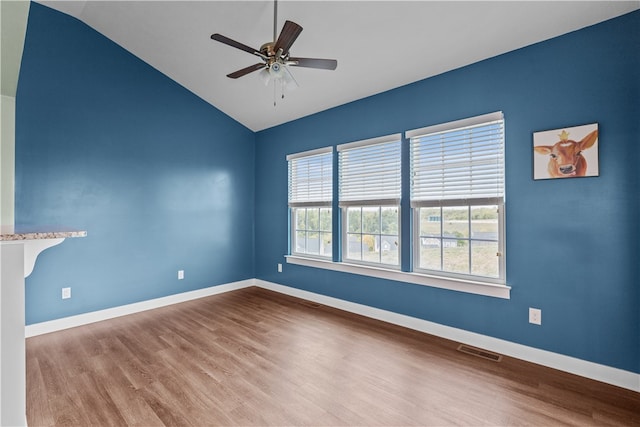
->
[0,229,88,241]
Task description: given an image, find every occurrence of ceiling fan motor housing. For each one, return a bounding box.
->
[260,42,276,57]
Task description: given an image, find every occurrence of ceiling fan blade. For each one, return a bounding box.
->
[211,33,261,56]
[288,57,338,71]
[274,20,303,56]
[227,63,265,79]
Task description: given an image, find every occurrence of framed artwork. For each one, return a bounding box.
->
[533,123,599,180]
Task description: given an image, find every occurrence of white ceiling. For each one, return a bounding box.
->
[39,1,639,131]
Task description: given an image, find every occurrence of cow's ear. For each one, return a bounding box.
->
[579,130,598,150]
[534,146,552,155]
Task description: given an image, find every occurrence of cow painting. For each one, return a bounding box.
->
[533,124,599,180]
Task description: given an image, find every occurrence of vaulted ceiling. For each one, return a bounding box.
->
[39,1,639,131]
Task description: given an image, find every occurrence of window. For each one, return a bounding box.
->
[408,112,505,283]
[286,113,510,298]
[287,147,333,258]
[338,134,401,267]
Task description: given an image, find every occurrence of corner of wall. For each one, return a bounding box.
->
[1,95,15,226]
[1,0,29,227]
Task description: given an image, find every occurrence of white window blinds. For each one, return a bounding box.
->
[338,134,402,207]
[287,147,333,207]
[407,112,504,207]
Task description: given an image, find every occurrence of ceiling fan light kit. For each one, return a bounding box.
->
[210,0,337,98]
[260,63,298,90]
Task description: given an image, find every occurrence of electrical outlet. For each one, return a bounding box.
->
[529,307,541,325]
[178,270,184,280]
[62,287,71,299]
[277,263,283,273]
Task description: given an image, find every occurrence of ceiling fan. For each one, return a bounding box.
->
[210,0,337,90]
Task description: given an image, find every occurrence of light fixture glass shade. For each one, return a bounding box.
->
[283,66,299,90]
[259,68,271,86]
[269,62,283,78]
[261,62,298,91]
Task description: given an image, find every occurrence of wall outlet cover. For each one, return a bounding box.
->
[529,307,542,325]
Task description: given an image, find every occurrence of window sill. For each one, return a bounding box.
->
[285,255,511,299]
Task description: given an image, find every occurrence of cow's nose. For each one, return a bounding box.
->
[559,165,575,174]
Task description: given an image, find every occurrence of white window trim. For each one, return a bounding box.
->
[288,146,334,260]
[341,205,402,269]
[405,111,503,139]
[407,111,506,286]
[286,146,333,161]
[337,133,402,151]
[338,134,402,269]
[285,255,511,299]
[290,206,333,260]
[412,201,506,285]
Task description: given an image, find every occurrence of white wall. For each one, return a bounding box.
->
[1,0,30,226]
[1,95,15,226]
[1,1,31,423]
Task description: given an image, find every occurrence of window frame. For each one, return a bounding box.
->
[412,199,505,285]
[407,112,506,285]
[291,206,333,259]
[285,254,510,299]
[287,147,333,260]
[337,134,402,269]
[341,204,401,269]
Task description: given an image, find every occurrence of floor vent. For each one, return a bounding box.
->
[457,344,502,362]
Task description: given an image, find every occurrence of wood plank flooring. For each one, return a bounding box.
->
[27,286,640,426]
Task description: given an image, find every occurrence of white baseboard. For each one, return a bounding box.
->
[25,277,639,393]
[25,279,254,337]
[254,279,640,393]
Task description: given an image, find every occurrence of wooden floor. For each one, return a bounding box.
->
[27,287,639,426]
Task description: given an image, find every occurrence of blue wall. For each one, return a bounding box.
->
[255,11,640,373]
[16,3,255,324]
[16,3,639,374]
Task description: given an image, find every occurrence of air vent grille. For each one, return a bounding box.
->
[457,344,502,362]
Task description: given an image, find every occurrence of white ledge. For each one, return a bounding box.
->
[285,255,511,299]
